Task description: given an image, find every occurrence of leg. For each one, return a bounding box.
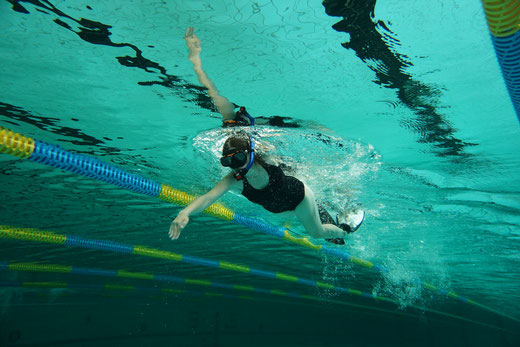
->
[317,203,335,225]
[316,202,346,244]
[294,184,346,239]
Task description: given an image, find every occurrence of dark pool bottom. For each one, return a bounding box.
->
[1,292,518,347]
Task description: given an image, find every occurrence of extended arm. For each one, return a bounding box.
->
[184,27,235,121]
[169,173,237,240]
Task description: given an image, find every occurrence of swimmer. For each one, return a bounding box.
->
[170,134,360,244]
[178,28,362,243]
[184,26,254,127]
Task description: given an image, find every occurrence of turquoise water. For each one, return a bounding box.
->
[1,0,520,346]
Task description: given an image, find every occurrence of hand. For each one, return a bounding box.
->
[184,27,201,59]
[169,213,189,240]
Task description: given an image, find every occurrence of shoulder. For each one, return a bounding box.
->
[208,172,243,198]
[262,162,281,173]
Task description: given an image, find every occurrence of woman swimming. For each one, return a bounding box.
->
[169,134,358,243]
[173,28,362,243]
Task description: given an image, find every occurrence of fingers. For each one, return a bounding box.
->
[169,224,180,240]
[169,219,180,240]
[184,27,194,39]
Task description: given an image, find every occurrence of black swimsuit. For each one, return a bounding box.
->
[241,164,305,213]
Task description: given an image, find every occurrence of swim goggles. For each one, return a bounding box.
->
[220,150,248,169]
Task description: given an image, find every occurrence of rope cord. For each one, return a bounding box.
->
[1,226,518,324]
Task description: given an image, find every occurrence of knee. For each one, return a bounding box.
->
[307,225,325,239]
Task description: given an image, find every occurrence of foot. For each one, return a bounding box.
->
[337,203,365,234]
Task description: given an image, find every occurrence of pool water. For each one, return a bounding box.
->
[1,1,519,346]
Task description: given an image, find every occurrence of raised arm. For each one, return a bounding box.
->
[169,173,237,240]
[184,27,235,121]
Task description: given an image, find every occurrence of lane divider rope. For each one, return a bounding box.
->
[1,225,518,324]
[0,226,391,303]
[481,0,520,120]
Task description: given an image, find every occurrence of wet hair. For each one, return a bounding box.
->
[222,136,249,155]
[222,135,266,166]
